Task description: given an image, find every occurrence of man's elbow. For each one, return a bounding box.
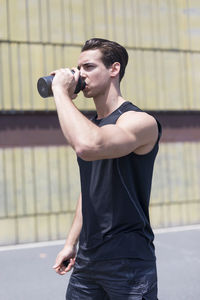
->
[74,132,103,161]
[75,142,98,161]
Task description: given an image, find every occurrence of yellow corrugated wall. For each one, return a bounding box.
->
[0,0,200,110]
[151,142,200,228]
[1,142,200,245]
[0,0,200,245]
[0,147,80,245]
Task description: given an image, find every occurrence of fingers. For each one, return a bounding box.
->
[53,263,68,276]
[63,259,75,273]
[53,256,75,276]
[54,261,73,275]
[50,70,56,76]
[50,67,79,78]
[71,67,80,81]
[50,68,70,77]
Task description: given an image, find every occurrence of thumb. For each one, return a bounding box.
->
[52,257,62,269]
[52,263,59,269]
[52,265,57,269]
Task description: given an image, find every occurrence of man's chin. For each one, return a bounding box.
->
[82,90,93,98]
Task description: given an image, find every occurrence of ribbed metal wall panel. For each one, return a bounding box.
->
[0,42,200,110]
[0,146,80,245]
[151,142,200,227]
[1,0,200,110]
[1,0,200,245]
[0,143,200,245]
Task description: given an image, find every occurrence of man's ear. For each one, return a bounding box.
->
[110,62,121,78]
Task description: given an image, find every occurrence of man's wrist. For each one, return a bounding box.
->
[52,86,72,99]
[64,236,79,248]
[64,242,77,250]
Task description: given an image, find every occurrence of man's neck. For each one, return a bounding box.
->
[93,87,126,120]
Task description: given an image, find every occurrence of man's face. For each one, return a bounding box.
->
[78,49,111,98]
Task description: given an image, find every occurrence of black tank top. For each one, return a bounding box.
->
[77,101,162,261]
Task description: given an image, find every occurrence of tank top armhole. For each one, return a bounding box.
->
[155,119,162,143]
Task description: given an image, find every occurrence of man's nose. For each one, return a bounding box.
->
[80,68,86,78]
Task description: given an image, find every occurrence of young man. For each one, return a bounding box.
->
[52,38,161,300]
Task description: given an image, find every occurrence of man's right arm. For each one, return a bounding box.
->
[53,193,82,275]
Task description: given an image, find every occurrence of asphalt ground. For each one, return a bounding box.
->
[0,224,200,300]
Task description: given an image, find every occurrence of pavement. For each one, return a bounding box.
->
[0,224,200,300]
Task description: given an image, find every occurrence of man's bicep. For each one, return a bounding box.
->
[98,113,158,158]
[117,112,159,154]
[98,123,138,158]
[81,112,158,161]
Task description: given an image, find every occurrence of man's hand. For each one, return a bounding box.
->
[51,68,79,99]
[52,245,76,275]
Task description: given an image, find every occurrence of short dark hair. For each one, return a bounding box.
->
[81,38,128,82]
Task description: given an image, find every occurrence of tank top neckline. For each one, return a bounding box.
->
[94,101,132,123]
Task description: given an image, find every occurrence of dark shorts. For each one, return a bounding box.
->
[66,257,158,300]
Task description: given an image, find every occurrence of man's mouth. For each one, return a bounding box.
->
[83,83,88,89]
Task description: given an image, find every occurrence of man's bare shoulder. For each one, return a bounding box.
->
[117,110,157,131]
[116,110,158,154]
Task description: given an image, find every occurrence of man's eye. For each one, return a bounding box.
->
[85,65,94,70]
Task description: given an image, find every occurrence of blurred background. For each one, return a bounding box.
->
[0,0,200,246]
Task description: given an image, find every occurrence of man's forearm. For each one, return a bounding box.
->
[53,89,99,154]
[64,193,82,248]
